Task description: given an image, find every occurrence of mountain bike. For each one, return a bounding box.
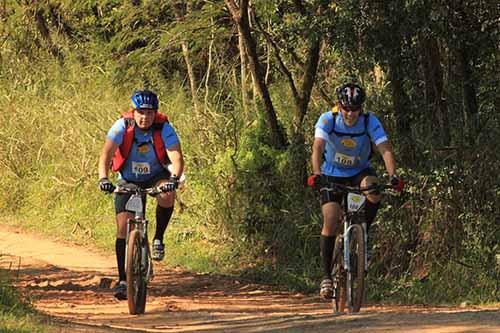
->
[115,180,177,315]
[318,180,394,314]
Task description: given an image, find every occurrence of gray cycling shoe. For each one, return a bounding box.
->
[113,281,127,300]
[320,278,334,299]
[151,239,165,261]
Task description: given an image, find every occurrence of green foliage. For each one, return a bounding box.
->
[369,152,500,304]
[0,272,32,316]
[0,270,47,332]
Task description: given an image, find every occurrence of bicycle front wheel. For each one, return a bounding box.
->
[346,224,365,313]
[126,229,148,314]
[331,235,346,314]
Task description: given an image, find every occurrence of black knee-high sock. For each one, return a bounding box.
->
[320,235,335,279]
[364,200,380,233]
[116,238,126,282]
[154,205,174,242]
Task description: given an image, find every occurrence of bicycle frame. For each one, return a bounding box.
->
[342,192,367,310]
[343,191,369,271]
[124,191,153,283]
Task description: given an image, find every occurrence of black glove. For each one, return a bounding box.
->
[161,175,179,192]
[307,174,322,189]
[99,177,115,193]
[390,175,405,192]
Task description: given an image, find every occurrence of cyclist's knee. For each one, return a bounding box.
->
[367,193,381,203]
[360,175,378,187]
[155,179,176,206]
[361,176,382,202]
[156,192,175,207]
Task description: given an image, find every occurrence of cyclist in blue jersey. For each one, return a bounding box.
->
[97,89,184,300]
[307,82,404,299]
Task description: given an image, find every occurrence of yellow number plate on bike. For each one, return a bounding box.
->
[125,195,143,213]
[347,193,366,212]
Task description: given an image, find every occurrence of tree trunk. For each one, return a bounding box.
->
[173,1,200,115]
[293,35,321,134]
[420,35,451,146]
[456,43,478,141]
[387,48,413,162]
[237,25,249,119]
[225,0,286,149]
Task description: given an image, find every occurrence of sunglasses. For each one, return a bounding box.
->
[342,106,362,113]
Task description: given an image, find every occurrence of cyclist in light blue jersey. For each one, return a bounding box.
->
[307,82,404,299]
[106,112,180,182]
[98,89,185,300]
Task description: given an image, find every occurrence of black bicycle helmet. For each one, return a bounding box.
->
[131,90,159,110]
[336,83,365,108]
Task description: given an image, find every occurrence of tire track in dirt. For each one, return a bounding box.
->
[1,225,499,332]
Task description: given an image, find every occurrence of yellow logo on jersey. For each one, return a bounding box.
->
[137,144,150,154]
[341,138,357,149]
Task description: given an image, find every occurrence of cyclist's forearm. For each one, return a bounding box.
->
[383,153,396,177]
[377,141,396,177]
[98,153,112,179]
[98,139,118,179]
[311,153,322,175]
[166,145,184,177]
[311,138,325,174]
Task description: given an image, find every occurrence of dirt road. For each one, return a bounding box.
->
[0,225,499,332]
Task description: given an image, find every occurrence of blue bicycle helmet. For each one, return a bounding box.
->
[131,90,159,110]
[336,83,365,108]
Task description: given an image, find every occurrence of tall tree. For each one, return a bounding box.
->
[419,34,450,146]
[418,0,451,147]
[254,1,329,138]
[173,1,200,115]
[225,0,287,149]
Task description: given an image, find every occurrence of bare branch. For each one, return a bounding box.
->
[252,10,300,104]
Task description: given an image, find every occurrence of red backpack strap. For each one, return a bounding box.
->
[154,112,169,124]
[111,113,135,172]
[152,127,169,167]
[152,112,170,167]
[122,111,134,119]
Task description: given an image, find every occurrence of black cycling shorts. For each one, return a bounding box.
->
[114,170,171,214]
[320,168,377,206]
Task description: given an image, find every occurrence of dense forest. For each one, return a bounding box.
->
[0,0,498,304]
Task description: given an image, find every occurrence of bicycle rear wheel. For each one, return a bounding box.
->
[127,230,148,314]
[331,235,346,314]
[347,224,365,313]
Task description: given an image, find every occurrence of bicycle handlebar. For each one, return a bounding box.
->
[318,181,395,194]
[114,181,178,195]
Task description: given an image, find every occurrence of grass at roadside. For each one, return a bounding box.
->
[0,270,50,333]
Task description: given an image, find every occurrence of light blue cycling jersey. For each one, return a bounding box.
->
[107,118,180,182]
[314,109,388,177]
